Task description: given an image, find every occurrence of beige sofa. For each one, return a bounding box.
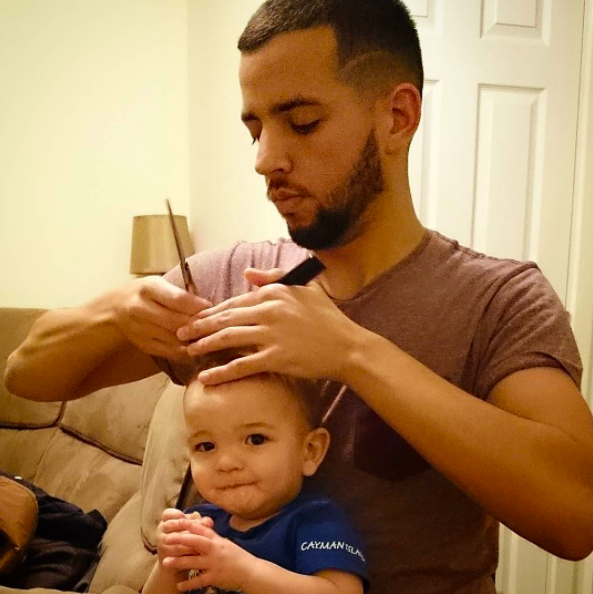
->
[0,308,199,593]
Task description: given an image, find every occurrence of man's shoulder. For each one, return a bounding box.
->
[190,238,307,269]
[428,231,538,275]
[361,229,547,309]
[422,230,546,293]
[183,238,308,302]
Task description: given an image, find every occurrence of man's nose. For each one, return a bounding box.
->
[255,130,292,177]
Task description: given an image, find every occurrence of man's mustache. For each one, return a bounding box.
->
[266,179,310,200]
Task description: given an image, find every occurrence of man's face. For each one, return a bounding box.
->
[239,27,384,250]
[184,376,313,527]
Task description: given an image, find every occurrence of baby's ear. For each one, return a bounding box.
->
[302,428,331,477]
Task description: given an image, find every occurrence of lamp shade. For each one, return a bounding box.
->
[130,214,194,275]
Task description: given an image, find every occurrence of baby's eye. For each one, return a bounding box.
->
[195,442,215,452]
[291,120,321,135]
[246,434,268,446]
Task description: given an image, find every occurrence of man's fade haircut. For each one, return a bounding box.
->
[188,349,326,429]
[238,0,424,98]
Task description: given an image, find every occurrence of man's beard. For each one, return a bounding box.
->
[288,130,384,250]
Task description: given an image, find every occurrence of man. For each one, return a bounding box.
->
[6,1,593,592]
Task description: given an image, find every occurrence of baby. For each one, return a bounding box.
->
[143,351,368,594]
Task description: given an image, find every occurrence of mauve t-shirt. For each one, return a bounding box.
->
[159,230,582,594]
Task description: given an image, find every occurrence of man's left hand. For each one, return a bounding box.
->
[176,280,362,385]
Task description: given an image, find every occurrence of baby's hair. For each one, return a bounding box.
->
[188,349,325,428]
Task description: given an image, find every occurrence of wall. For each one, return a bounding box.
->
[187,0,287,252]
[0,0,190,308]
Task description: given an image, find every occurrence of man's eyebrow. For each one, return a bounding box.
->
[241,97,321,123]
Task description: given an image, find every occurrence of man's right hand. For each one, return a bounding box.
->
[4,275,211,401]
[112,276,212,362]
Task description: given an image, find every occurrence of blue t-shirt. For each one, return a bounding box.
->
[184,489,369,594]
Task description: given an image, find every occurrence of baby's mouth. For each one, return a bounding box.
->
[218,482,255,490]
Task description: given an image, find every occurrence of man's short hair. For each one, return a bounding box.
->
[238,0,424,97]
[189,349,326,429]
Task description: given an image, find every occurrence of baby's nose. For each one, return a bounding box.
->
[214,451,243,472]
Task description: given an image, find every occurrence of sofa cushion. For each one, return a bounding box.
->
[0,395,62,430]
[60,373,169,465]
[0,428,59,482]
[0,586,138,594]
[140,382,189,550]
[32,430,142,524]
[23,374,169,522]
[89,491,155,592]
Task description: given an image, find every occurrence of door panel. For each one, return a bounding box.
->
[407,0,584,299]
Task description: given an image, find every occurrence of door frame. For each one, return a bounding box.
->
[567,0,593,407]
[568,0,593,590]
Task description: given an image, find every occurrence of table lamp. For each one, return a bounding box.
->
[129,214,194,276]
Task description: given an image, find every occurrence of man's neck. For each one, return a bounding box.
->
[314,196,426,301]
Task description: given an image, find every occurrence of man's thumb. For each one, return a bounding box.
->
[244,267,285,287]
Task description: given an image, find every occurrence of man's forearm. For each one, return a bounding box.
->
[5,276,208,402]
[342,328,593,559]
[4,292,149,401]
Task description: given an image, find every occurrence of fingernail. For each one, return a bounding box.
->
[177,327,189,340]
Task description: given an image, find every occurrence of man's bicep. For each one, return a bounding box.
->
[76,342,161,397]
[488,367,593,449]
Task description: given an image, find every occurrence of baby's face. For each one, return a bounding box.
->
[184,375,316,528]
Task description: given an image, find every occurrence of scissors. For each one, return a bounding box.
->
[166,199,324,293]
[165,198,199,294]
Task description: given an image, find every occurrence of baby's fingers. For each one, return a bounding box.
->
[195,515,214,529]
[162,516,214,534]
[162,508,186,521]
[159,543,195,558]
[161,518,195,534]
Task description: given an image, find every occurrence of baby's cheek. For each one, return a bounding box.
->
[190,466,211,491]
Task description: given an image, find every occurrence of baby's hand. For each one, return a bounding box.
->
[163,523,254,592]
[156,508,214,566]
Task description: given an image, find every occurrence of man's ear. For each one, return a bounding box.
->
[379,82,422,155]
[302,427,331,477]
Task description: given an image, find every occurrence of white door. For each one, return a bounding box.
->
[405,1,586,593]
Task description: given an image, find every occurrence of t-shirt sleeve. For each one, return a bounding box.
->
[294,501,369,591]
[473,265,583,400]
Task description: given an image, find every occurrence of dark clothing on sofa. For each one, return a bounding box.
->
[0,471,106,591]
